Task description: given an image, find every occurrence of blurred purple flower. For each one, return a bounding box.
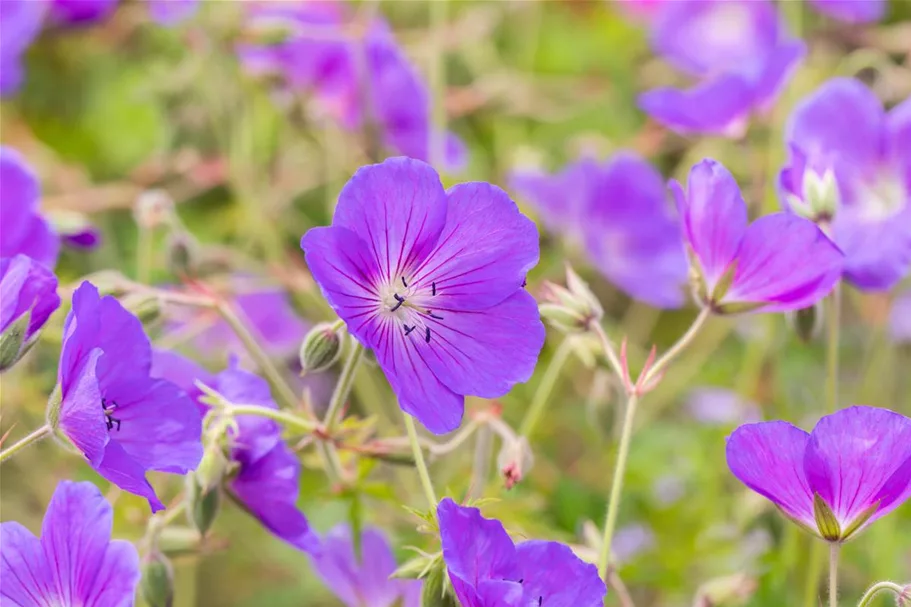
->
[50,0,118,24]
[0,255,60,371]
[686,387,760,425]
[510,153,688,308]
[238,2,465,169]
[147,0,198,25]
[890,290,911,344]
[0,481,140,607]
[301,157,544,434]
[672,158,843,314]
[780,78,911,290]
[0,146,59,268]
[640,0,805,137]
[312,525,421,607]
[612,523,656,565]
[54,282,203,512]
[808,0,886,23]
[726,405,911,541]
[438,498,606,605]
[151,348,215,413]
[0,0,46,96]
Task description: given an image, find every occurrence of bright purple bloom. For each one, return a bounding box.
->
[0,255,60,371]
[640,0,805,137]
[302,157,544,434]
[672,159,843,314]
[312,525,421,607]
[0,146,59,268]
[438,498,606,605]
[780,79,911,290]
[238,2,465,169]
[0,0,46,96]
[54,282,203,512]
[808,0,886,23]
[0,480,140,607]
[685,387,760,425]
[890,290,911,344]
[726,405,911,541]
[510,153,688,308]
[49,0,118,24]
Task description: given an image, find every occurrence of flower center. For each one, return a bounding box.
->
[101,398,122,432]
[856,170,906,221]
[378,276,442,343]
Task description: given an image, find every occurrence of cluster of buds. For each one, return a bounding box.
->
[539,265,603,333]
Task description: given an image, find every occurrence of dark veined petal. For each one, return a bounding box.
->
[514,541,606,606]
[807,0,886,23]
[0,522,53,605]
[83,539,140,607]
[438,498,519,589]
[724,213,843,312]
[726,421,815,530]
[804,406,911,529]
[638,75,755,138]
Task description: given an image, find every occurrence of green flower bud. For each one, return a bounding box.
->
[299,322,343,374]
[166,230,201,278]
[186,474,220,537]
[194,446,228,493]
[420,563,458,607]
[120,292,163,325]
[140,551,175,607]
[539,265,603,334]
[787,303,823,343]
[0,311,33,372]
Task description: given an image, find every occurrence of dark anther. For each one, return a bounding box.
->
[427,311,444,320]
[522,278,527,287]
[537,597,542,606]
[518,579,524,584]
[424,327,431,343]
[431,281,437,296]
[404,324,416,335]
[101,398,122,432]
[402,277,408,287]
[390,293,405,312]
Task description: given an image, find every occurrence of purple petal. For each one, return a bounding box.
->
[808,0,886,23]
[49,0,118,24]
[514,541,606,605]
[0,146,60,267]
[726,421,815,529]
[889,290,911,344]
[832,205,911,291]
[332,157,448,283]
[0,522,52,604]
[508,160,597,240]
[672,159,749,290]
[886,96,911,192]
[94,440,165,512]
[725,213,843,312]
[752,40,806,114]
[218,363,283,462]
[84,539,141,607]
[0,254,60,342]
[147,0,197,25]
[150,348,214,413]
[0,0,47,96]
[438,498,519,587]
[61,227,101,249]
[639,76,754,138]
[804,406,911,528]
[58,348,109,466]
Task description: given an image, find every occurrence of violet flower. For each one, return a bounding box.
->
[0,480,140,607]
[780,78,911,290]
[437,498,606,605]
[890,290,911,344]
[50,0,196,25]
[509,153,689,308]
[0,0,46,96]
[0,255,60,371]
[150,348,215,413]
[685,387,760,426]
[51,282,203,512]
[639,0,805,137]
[672,159,843,314]
[312,525,421,607]
[808,0,886,23]
[726,405,911,542]
[0,146,59,268]
[301,157,544,434]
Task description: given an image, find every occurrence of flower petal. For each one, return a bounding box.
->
[804,406,911,528]
[726,421,815,528]
[0,521,52,605]
[0,146,59,267]
[150,348,214,413]
[886,96,911,192]
[332,157,448,283]
[508,160,597,239]
[752,40,806,114]
[514,541,606,606]
[93,440,165,512]
[833,206,911,291]
[725,213,843,312]
[0,254,60,341]
[58,348,109,467]
[84,540,141,607]
[639,76,754,138]
[438,498,519,586]
[807,0,886,23]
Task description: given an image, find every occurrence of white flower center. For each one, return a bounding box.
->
[856,170,907,221]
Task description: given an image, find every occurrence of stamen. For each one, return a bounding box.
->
[424,327,431,343]
[431,281,437,296]
[404,324,416,335]
[101,398,122,432]
[427,311,444,320]
[402,277,408,287]
[537,597,542,606]
[390,293,405,312]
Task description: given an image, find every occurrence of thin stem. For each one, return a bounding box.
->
[591,322,624,380]
[145,500,188,548]
[829,543,840,607]
[227,404,317,433]
[215,300,299,410]
[403,412,438,513]
[324,340,364,430]
[642,307,712,385]
[826,285,842,412]
[0,425,52,464]
[519,337,574,437]
[597,394,639,580]
[856,582,907,607]
[137,224,153,284]
[468,424,493,500]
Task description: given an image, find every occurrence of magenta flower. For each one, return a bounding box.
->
[53,282,203,512]
[890,290,911,344]
[0,146,59,268]
[0,255,60,371]
[0,481,140,607]
[50,0,196,25]
[726,406,911,542]
[0,0,46,96]
[639,0,805,137]
[312,525,421,607]
[780,78,911,290]
[672,159,843,314]
[438,498,606,605]
[808,0,886,23]
[510,153,688,308]
[301,157,544,434]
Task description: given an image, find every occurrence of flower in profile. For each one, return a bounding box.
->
[301,157,544,434]
[0,480,140,606]
[510,153,689,308]
[50,282,203,512]
[0,255,60,371]
[726,405,911,542]
[780,78,911,290]
[0,0,46,96]
[311,525,421,607]
[673,159,843,314]
[438,498,606,605]
[639,0,805,137]
[0,146,59,268]
[807,0,886,23]
[890,290,911,344]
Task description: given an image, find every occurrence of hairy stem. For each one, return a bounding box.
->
[830,543,840,607]
[227,404,317,433]
[597,394,638,580]
[0,425,52,464]
[856,582,907,607]
[519,337,574,438]
[324,340,364,430]
[403,412,438,514]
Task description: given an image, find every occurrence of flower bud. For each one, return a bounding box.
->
[194,446,228,493]
[166,230,201,278]
[692,572,757,606]
[788,168,839,224]
[0,311,32,372]
[299,322,343,374]
[0,255,60,372]
[186,474,220,537]
[497,436,534,490]
[539,266,603,333]
[420,562,459,607]
[134,189,175,230]
[120,292,163,325]
[140,551,175,607]
[786,302,823,343]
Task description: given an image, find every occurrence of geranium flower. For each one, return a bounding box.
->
[0,146,59,267]
[0,0,46,96]
[0,255,60,371]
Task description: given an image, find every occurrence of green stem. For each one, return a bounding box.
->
[642,307,712,384]
[215,300,299,410]
[403,412,438,514]
[227,405,316,433]
[597,394,638,580]
[145,500,188,547]
[826,285,842,413]
[830,543,840,607]
[518,338,573,437]
[804,541,825,607]
[137,224,153,284]
[856,582,907,607]
[0,425,52,464]
[324,340,364,430]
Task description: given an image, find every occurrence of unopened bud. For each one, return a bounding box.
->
[420,562,458,607]
[166,230,200,278]
[497,436,534,490]
[789,168,839,224]
[120,292,163,324]
[140,551,175,607]
[786,302,823,343]
[692,572,757,606]
[194,446,228,493]
[134,189,175,230]
[539,266,603,333]
[0,312,33,372]
[299,322,343,374]
[186,475,220,537]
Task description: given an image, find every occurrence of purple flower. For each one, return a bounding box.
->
[52,282,203,512]
[0,0,46,96]
[49,0,118,24]
[0,255,60,371]
[780,78,911,290]
[510,153,689,308]
[147,0,198,25]
[808,0,886,23]
[301,157,545,434]
[685,387,760,425]
[437,498,606,605]
[672,159,843,314]
[312,525,421,607]
[0,480,140,607]
[890,290,911,344]
[726,405,911,541]
[640,0,805,137]
[150,348,215,413]
[0,146,59,268]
